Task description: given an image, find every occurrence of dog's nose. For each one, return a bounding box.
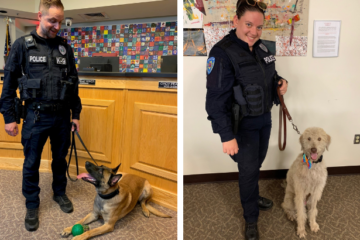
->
[85,161,91,167]
[311,148,317,153]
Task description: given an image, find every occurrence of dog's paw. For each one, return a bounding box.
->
[286,212,296,221]
[297,227,307,238]
[72,235,85,240]
[60,227,72,238]
[142,209,150,218]
[310,222,320,233]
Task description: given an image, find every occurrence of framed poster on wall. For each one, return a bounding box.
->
[313,20,341,58]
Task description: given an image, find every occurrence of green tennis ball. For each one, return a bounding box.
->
[72,224,84,236]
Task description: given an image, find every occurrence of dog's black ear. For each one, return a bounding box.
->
[112,163,121,173]
[109,174,122,187]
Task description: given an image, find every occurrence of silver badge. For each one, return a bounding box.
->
[59,45,66,55]
[259,43,268,53]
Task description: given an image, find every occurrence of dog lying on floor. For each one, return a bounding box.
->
[281,127,331,238]
[61,161,171,240]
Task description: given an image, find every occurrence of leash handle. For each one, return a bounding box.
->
[67,131,78,182]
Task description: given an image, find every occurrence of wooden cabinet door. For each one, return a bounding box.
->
[122,90,177,211]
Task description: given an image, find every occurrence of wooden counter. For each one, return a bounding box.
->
[0,74,177,211]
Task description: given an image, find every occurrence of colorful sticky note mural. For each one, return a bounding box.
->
[59,22,177,73]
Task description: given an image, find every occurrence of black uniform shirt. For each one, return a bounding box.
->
[205,30,283,143]
[0,30,81,124]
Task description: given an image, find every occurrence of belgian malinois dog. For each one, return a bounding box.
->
[60,161,171,239]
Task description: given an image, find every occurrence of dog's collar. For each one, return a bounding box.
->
[303,154,323,169]
[312,155,323,164]
[98,188,119,200]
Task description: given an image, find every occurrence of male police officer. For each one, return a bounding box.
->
[0,0,81,231]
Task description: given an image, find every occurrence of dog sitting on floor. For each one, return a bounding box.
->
[281,127,331,238]
[60,161,171,240]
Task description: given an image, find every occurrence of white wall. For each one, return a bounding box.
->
[0,0,36,13]
[184,0,360,175]
[61,0,164,10]
[3,0,163,12]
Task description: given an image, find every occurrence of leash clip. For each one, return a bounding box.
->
[290,120,301,135]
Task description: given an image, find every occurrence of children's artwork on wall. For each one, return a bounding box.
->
[199,0,309,56]
[203,27,231,55]
[183,29,207,56]
[59,22,177,73]
[183,0,206,28]
[275,36,307,56]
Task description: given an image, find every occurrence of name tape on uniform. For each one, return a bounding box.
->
[56,57,67,65]
[158,81,177,89]
[79,79,96,85]
[263,55,276,64]
[29,56,47,63]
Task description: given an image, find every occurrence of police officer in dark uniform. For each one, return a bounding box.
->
[205,1,288,239]
[0,0,81,231]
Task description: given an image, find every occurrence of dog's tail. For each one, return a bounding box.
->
[281,180,287,189]
[146,204,172,218]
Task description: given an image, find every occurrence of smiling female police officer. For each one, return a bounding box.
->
[0,0,81,232]
[205,1,288,239]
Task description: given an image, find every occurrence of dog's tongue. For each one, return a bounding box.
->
[77,173,91,179]
[311,153,318,160]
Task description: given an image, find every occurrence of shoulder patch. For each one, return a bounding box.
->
[207,57,215,74]
[59,45,67,55]
[259,43,268,53]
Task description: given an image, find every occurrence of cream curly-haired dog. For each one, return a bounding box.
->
[281,127,331,238]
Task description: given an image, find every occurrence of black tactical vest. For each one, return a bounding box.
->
[215,34,276,116]
[19,34,70,101]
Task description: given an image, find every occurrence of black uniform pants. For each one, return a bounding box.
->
[230,112,272,223]
[21,108,71,209]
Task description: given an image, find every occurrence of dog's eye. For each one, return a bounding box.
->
[318,137,321,141]
[308,137,311,141]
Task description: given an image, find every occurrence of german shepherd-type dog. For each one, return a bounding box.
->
[60,161,171,240]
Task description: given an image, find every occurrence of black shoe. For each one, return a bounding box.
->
[25,208,39,231]
[258,196,273,211]
[245,222,259,240]
[53,194,73,213]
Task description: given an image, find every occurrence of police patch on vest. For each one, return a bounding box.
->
[59,45,66,55]
[29,56,47,63]
[263,55,276,64]
[207,57,215,74]
[259,43,268,53]
[56,57,67,65]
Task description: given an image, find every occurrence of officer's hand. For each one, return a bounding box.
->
[222,138,239,156]
[5,122,19,137]
[278,79,288,95]
[72,119,80,132]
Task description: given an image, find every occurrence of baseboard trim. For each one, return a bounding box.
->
[184,166,360,184]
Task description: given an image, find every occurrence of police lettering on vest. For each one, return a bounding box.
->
[263,55,276,64]
[29,56,47,63]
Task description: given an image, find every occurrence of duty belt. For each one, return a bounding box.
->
[28,102,66,112]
